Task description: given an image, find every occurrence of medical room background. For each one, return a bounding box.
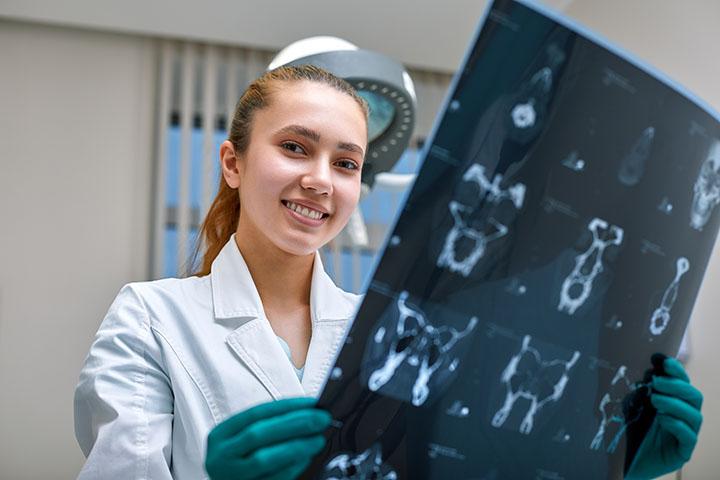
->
[0,0,718,478]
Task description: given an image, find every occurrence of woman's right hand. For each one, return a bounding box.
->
[205,397,331,480]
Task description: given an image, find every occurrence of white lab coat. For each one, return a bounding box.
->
[74,234,361,479]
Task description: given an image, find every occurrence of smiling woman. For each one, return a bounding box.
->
[223,80,367,259]
[73,65,372,480]
[193,66,369,275]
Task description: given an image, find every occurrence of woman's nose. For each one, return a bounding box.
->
[300,159,333,196]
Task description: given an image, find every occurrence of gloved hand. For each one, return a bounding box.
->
[625,356,703,480]
[205,397,331,480]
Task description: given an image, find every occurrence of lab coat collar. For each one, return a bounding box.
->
[211,235,356,398]
[211,234,356,321]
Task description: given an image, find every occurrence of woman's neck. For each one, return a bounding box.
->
[233,231,314,314]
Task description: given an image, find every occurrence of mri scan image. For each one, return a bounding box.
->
[649,257,690,336]
[558,218,624,315]
[363,291,478,406]
[322,444,397,480]
[491,335,580,434]
[437,163,526,277]
[590,366,650,453]
[617,126,655,187]
[690,139,720,231]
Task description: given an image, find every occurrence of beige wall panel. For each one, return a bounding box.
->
[0,20,156,478]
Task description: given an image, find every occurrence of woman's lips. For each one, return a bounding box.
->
[282,200,329,226]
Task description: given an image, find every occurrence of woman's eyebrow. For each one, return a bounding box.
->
[276,124,364,156]
[275,124,320,142]
[338,141,364,156]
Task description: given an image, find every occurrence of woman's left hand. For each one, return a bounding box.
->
[625,356,703,479]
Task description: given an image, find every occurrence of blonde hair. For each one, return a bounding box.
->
[189,64,369,277]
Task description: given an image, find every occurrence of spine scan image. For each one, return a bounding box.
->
[491,335,580,434]
[510,67,553,130]
[649,257,690,336]
[558,218,624,315]
[437,163,526,277]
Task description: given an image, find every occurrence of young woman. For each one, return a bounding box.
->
[75,65,703,480]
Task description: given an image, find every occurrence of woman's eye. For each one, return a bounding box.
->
[281,142,306,154]
[336,160,360,171]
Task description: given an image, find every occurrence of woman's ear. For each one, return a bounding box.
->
[220,140,242,188]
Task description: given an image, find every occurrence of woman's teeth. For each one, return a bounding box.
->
[284,201,325,220]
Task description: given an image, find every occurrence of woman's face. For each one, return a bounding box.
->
[225,80,367,257]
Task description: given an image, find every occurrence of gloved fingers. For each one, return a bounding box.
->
[652,375,704,410]
[651,393,703,433]
[223,408,331,458]
[209,397,317,441]
[262,459,312,480]
[656,414,697,462]
[244,434,326,478]
[662,357,690,383]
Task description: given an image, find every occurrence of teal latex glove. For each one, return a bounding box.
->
[205,397,331,480]
[626,357,703,480]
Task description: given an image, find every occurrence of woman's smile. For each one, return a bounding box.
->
[281,199,330,226]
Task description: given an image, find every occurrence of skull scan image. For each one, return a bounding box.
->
[590,366,649,453]
[323,443,397,480]
[649,257,690,336]
[437,163,526,277]
[491,335,580,434]
[618,126,655,186]
[558,218,624,315]
[690,139,720,231]
[363,291,478,406]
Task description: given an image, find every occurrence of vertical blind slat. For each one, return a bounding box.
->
[177,42,195,274]
[152,40,174,278]
[201,45,219,238]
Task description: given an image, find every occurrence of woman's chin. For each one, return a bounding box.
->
[273,235,327,257]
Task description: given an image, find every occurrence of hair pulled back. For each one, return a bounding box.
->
[190,64,369,277]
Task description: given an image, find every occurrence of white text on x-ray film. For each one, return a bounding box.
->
[590,366,648,453]
[323,443,397,480]
[618,126,655,186]
[437,163,526,277]
[650,257,690,336]
[491,335,580,434]
[367,291,478,406]
[558,218,624,315]
[510,67,552,129]
[690,139,720,231]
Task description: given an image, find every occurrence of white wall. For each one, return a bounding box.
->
[0,0,580,73]
[0,20,156,478]
[565,1,720,479]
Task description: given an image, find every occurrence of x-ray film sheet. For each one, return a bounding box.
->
[303,1,720,479]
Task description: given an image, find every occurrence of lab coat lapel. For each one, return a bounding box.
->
[226,319,305,399]
[212,236,304,399]
[301,254,358,397]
